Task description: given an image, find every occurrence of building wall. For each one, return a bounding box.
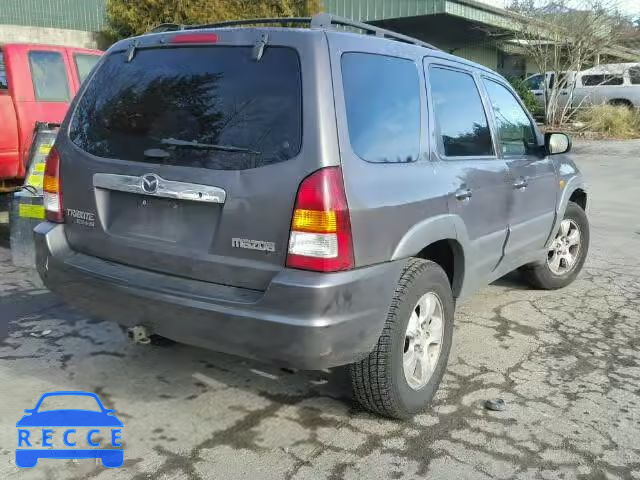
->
[0,0,106,32]
[0,25,98,49]
[450,45,499,70]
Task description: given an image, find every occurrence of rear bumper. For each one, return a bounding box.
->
[35,222,404,369]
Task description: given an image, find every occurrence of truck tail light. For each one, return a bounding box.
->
[43,147,64,223]
[286,167,354,272]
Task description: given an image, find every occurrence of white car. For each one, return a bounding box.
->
[526,63,640,109]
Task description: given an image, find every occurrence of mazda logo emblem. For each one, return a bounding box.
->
[141,174,159,194]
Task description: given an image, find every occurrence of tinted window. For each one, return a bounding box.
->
[342,53,420,163]
[29,51,70,101]
[74,54,100,84]
[429,67,493,157]
[483,79,536,156]
[581,74,623,86]
[0,51,7,89]
[525,74,543,90]
[629,67,640,85]
[70,46,302,170]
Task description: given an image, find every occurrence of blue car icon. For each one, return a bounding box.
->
[16,391,123,468]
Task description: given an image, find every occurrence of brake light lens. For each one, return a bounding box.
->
[43,147,64,223]
[286,167,354,272]
[170,33,219,44]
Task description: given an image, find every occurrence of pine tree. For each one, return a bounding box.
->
[106,0,323,39]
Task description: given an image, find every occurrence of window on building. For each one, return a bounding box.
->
[483,79,537,156]
[629,67,640,85]
[581,74,624,87]
[429,66,494,157]
[29,51,70,102]
[0,51,8,90]
[74,54,101,84]
[342,53,420,163]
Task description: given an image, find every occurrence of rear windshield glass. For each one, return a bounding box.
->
[70,46,302,170]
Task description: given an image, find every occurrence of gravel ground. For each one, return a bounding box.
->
[0,140,639,480]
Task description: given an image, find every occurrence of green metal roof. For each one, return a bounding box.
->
[324,0,520,30]
[0,0,106,32]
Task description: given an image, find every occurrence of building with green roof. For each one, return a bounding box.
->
[0,0,637,74]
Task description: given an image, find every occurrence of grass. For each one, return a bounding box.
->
[575,105,640,139]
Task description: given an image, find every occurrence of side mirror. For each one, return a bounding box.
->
[545,132,571,155]
[23,409,33,414]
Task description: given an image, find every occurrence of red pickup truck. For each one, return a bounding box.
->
[0,43,102,191]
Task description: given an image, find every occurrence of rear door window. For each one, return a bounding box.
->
[74,53,101,84]
[341,53,420,163]
[429,66,494,157]
[70,46,302,170]
[28,51,70,101]
[629,67,640,85]
[581,74,624,86]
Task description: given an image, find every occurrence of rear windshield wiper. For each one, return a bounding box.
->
[160,137,260,155]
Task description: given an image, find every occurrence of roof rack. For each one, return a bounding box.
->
[147,13,438,50]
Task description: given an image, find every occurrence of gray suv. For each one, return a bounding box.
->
[35,14,589,419]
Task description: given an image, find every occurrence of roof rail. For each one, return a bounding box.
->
[146,13,438,50]
[310,13,438,50]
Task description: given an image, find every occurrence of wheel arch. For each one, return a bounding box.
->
[546,177,588,248]
[607,98,634,107]
[391,214,468,298]
[569,188,587,211]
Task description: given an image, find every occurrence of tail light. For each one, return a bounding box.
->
[170,33,219,44]
[43,147,64,223]
[286,167,354,272]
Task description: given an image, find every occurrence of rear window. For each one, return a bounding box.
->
[74,53,101,84]
[29,51,70,101]
[70,46,302,170]
[341,53,420,163]
[581,74,623,87]
[429,66,494,157]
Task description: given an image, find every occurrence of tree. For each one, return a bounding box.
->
[507,0,629,126]
[106,0,323,39]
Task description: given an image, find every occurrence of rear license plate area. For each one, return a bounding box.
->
[106,191,217,246]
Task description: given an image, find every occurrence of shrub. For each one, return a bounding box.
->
[576,105,640,139]
[507,76,541,116]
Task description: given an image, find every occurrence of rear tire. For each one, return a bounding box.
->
[520,201,589,290]
[350,259,454,419]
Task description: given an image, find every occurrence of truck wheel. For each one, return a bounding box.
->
[520,201,589,290]
[350,258,454,419]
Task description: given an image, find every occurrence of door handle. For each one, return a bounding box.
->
[455,187,473,201]
[513,177,528,189]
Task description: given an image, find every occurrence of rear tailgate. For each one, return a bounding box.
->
[57,29,338,291]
